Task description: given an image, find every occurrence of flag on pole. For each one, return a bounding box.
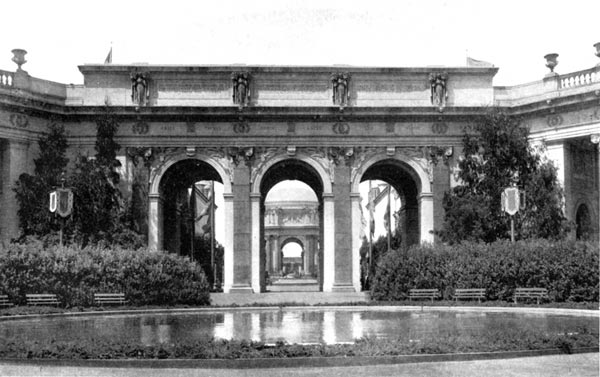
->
[466,57,493,67]
[193,182,217,236]
[104,47,112,64]
[368,183,379,237]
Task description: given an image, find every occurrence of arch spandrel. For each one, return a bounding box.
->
[148,147,233,196]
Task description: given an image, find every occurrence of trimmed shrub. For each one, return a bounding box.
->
[0,238,210,307]
[370,239,599,302]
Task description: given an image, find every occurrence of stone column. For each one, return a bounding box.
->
[250,193,262,293]
[272,236,280,275]
[305,235,314,275]
[350,192,362,292]
[592,134,600,248]
[419,193,434,244]
[222,193,235,292]
[322,193,335,292]
[230,163,253,293]
[433,159,451,243]
[331,163,354,292]
[147,193,163,250]
[265,236,272,275]
[1,139,30,243]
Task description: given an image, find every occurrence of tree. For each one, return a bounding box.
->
[14,122,68,238]
[439,109,569,244]
[69,105,143,247]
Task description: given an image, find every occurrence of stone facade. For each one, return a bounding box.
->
[0,53,598,294]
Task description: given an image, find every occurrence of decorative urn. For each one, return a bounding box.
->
[11,49,27,70]
[544,53,559,73]
[594,42,600,60]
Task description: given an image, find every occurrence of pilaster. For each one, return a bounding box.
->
[230,163,253,293]
[331,163,355,292]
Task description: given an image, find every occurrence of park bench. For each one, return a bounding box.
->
[453,288,486,302]
[94,292,128,306]
[513,287,548,304]
[26,293,60,306]
[0,294,14,308]
[409,289,440,301]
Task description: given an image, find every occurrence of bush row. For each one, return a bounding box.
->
[0,238,210,307]
[370,239,599,302]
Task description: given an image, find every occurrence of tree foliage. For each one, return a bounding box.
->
[14,122,68,238]
[439,109,569,243]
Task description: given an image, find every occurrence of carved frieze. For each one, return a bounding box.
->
[350,146,382,184]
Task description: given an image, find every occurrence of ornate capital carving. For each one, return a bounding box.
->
[126,147,154,167]
[429,72,448,112]
[331,72,350,108]
[130,72,149,107]
[328,146,354,166]
[231,72,250,108]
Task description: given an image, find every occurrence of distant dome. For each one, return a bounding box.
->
[265,180,317,203]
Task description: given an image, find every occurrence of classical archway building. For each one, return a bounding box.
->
[0,51,598,293]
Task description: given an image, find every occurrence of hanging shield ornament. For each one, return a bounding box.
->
[502,187,520,216]
[56,188,73,218]
[49,191,57,213]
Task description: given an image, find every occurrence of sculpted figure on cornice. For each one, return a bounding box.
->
[429,72,448,112]
[232,72,250,107]
[131,72,149,107]
[331,72,350,108]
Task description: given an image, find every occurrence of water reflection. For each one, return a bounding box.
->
[0,309,596,346]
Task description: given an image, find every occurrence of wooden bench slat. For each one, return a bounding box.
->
[409,289,440,301]
[454,288,486,302]
[26,294,59,306]
[0,294,14,307]
[94,293,127,306]
[513,288,548,304]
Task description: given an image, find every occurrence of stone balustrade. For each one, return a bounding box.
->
[0,69,13,87]
[559,67,599,89]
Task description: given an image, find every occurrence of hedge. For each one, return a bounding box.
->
[370,239,599,302]
[0,238,210,307]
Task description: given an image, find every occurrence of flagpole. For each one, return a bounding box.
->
[368,180,373,286]
[190,184,195,262]
[210,180,216,290]
[387,184,392,252]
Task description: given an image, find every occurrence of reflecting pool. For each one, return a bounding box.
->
[1,308,597,345]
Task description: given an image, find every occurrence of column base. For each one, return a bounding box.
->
[331,283,357,293]
[228,284,255,294]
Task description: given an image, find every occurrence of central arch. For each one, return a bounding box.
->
[251,154,334,292]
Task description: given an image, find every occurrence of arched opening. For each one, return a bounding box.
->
[576,203,592,241]
[260,160,324,292]
[281,239,304,276]
[158,158,224,287]
[358,158,422,289]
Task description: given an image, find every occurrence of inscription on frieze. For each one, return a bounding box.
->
[156,79,228,92]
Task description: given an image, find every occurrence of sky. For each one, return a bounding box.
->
[1,0,599,86]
